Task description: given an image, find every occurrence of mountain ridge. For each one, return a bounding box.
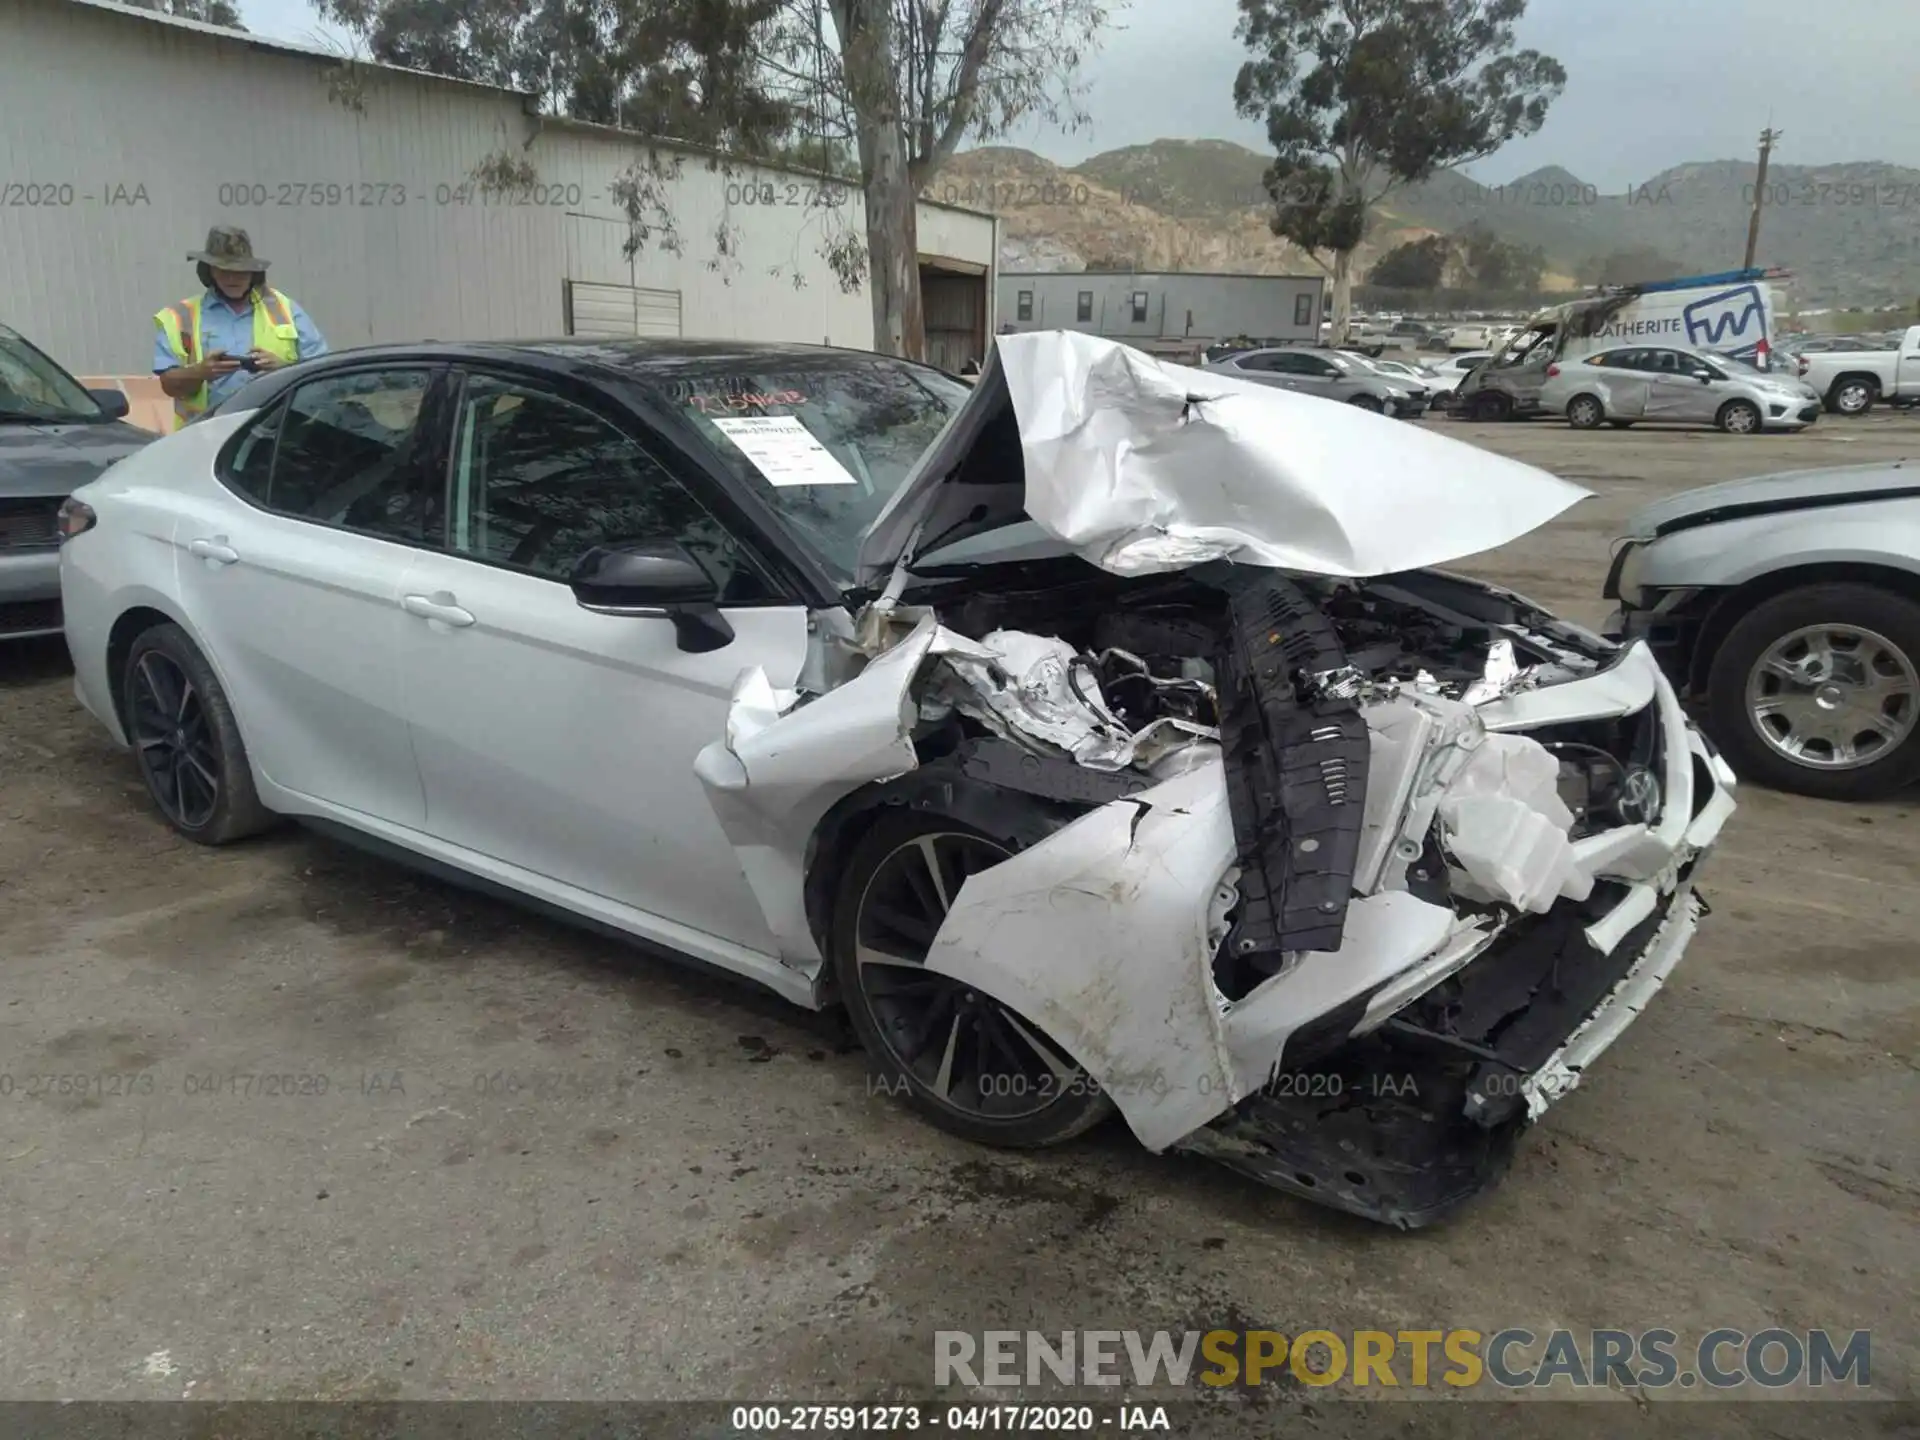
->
[931,138,1920,305]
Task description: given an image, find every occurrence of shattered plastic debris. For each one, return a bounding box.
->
[1437,733,1595,913]
[932,630,1217,772]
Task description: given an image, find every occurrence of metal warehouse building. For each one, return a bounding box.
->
[997,271,1326,357]
[0,0,998,375]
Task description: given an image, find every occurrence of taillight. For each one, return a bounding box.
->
[57,497,96,540]
[1546,363,1561,378]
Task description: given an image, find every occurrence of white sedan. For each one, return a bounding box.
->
[57,332,1734,1227]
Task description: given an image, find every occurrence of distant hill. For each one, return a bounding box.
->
[927,138,1920,306]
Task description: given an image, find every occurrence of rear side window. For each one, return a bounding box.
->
[219,369,435,542]
[222,404,283,503]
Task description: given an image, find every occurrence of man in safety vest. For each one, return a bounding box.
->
[153,225,328,431]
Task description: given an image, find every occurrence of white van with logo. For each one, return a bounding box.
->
[1454,268,1786,421]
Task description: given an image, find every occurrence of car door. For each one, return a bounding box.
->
[1590,349,1653,418]
[1645,349,1720,422]
[169,365,444,825]
[393,366,808,954]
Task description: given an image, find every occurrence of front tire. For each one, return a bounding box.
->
[122,623,275,844]
[1349,393,1385,413]
[1717,399,1762,434]
[831,809,1114,1149]
[1566,394,1605,429]
[1705,584,1920,800]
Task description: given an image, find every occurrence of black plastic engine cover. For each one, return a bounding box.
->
[1210,572,1371,962]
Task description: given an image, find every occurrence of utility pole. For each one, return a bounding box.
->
[1744,127,1782,270]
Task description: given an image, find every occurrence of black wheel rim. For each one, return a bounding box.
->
[130,651,221,829]
[854,832,1084,1121]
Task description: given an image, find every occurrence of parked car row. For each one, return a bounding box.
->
[1200,345,1433,415]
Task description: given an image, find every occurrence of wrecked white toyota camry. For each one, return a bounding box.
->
[698,332,1736,1227]
[63,329,1733,1228]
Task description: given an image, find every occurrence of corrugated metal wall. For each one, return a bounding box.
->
[0,0,996,373]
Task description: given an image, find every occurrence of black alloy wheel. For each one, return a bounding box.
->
[834,816,1113,1148]
[129,648,222,830]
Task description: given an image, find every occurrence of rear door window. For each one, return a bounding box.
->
[219,368,438,543]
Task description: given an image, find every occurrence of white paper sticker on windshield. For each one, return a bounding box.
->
[710,415,859,487]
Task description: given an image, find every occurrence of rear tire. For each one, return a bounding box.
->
[1566,394,1605,429]
[121,623,275,844]
[831,809,1114,1149]
[1716,398,1762,435]
[1827,376,1879,416]
[1467,390,1511,422]
[1705,584,1920,801]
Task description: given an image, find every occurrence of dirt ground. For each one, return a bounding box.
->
[1,411,1916,1431]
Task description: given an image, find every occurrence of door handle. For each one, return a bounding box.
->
[187,536,238,565]
[402,592,476,628]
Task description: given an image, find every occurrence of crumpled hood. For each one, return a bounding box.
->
[0,421,154,499]
[857,331,1590,587]
[1620,458,1919,538]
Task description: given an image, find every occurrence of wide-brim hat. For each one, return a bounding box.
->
[188,224,269,271]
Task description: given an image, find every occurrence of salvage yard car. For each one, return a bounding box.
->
[2,322,152,640]
[57,332,1734,1228]
[1797,323,1920,416]
[1538,342,1823,434]
[1203,345,1430,416]
[1605,459,1920,800]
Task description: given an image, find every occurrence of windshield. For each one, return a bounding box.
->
[0,328,103,422]
[656,359,972,583]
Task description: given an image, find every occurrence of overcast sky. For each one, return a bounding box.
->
[244,0,1920,188]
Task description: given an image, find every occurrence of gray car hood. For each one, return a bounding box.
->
[1620,458,1919,539]
[0,420,154,499]
[855,330,1590,588]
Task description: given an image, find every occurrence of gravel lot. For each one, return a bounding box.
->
[1,411,1916,1429]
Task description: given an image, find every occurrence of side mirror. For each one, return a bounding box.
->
[568,541,735,654]
[88,388,130,420]
[1695,370,1715,383]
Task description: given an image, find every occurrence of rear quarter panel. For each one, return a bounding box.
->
[59,417,252,744]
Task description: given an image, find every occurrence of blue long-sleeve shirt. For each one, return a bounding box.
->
[153,288,329,407]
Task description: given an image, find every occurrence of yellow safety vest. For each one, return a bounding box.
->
[153,288,302,431]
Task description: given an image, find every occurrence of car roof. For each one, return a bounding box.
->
[281,337,940,382]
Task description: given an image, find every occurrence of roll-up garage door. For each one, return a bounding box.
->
[564,281,682,338]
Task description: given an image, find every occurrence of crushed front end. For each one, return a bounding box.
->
[890,564,1735,1228]
[697,331,1734,1227]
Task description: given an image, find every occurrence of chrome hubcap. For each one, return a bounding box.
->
[854,832,1083,1120]
[1725,405,1757,433]
[1746,624,1918,770]
[130,651,222,827]
[1838,383,1871,412]
[1571,399,1600,426]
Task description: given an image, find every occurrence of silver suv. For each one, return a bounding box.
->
[1539,343,1823,434]
[1205,346,1426,416]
